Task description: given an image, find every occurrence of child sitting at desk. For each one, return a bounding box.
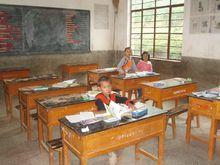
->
[117,47,137,75]
[137,51,153,72]
[95,76,135,111]
[137,51,153,98]
[95,76,135,165]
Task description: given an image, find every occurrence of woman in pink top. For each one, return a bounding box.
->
[137,51,153,72]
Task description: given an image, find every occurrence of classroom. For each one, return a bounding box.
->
[0,0,220,165]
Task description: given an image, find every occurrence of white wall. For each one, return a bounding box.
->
[0,0,115,51]
[114,0,130,51]
[183,0,220,59]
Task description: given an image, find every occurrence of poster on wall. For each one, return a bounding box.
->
[190,0,220,33]
[0,5,90,55]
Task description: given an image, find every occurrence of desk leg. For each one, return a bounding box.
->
[158,134,164,165]
[8,95,13,118]
[156,101,163,109]
[67,72,70,80]
[27,109,33,141]
[63,142,70,165]
[80,157,87,165]
[128,90,132,100]
[20,104,24,129]
[171,117,176,139]
[122,90,126,97]
[38,117,43,151]
[62,71,65,81]
[135,143,140,161]
[5,92,12,118]
[175,99,179,108]
[47,126,53,141]
[4,92,9,116]
[49,148,55,165]
[196,115,200,128]
[208,119,217,160]
[186,112,192,144]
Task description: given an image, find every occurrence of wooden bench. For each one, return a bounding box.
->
[46,138,63,165]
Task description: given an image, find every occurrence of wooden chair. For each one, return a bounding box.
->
[46,138,63,165]
[166,104,188,139]
[31,113,38,120]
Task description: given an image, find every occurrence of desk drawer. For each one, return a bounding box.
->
[38,106,48,122]
[162,84,197,100]
[190,98,214,116]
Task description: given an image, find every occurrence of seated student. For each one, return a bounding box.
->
[117,47,137,75]
[137,51,153,98]
[95,76,135,111]
[137,51,153,72]
[95,76,135,165]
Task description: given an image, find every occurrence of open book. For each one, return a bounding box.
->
[104,101,131,119]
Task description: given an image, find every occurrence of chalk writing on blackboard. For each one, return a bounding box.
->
[0,5,90,55]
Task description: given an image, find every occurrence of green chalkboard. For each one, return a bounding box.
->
[0,5,90,55]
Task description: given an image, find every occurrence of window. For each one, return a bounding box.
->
[130,0,184,60]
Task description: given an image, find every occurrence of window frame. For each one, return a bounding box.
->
[130,0,184,60]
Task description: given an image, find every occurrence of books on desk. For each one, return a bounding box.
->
[124,71,157,79]
[52,79,78,88]
[65,102,149,128]
[93,67,117,73]
[66,112,95,123]
[32,86,49,91]
[192,88,220,99]
[82,90,101,99]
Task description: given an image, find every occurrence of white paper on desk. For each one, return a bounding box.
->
[66,112,95,123]
[63,79,76,85]
[65,115,82,123]
[79,112,95,120]
[134,102,147,110]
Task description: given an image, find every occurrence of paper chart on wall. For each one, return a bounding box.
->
[190,0,220,33]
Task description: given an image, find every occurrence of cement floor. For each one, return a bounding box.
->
[0,87,220,165]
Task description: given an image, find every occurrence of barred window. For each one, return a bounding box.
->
[130,0,184,60]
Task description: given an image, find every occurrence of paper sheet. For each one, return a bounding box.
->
[66,112,95,123]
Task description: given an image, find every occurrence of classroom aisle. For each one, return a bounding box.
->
[0,85,220,165]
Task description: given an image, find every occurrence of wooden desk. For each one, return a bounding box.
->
[36,94,97,151]
[3,75,60,118]
[60,106,167,165]
[19,85,88,140]
[61,63,98,80]
[111,73,160,99]
[0,67,30,81]
[141,78,198,109]
[88,67,118,87]
[186,88,220,160]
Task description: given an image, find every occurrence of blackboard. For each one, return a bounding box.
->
[0,5,90,55]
